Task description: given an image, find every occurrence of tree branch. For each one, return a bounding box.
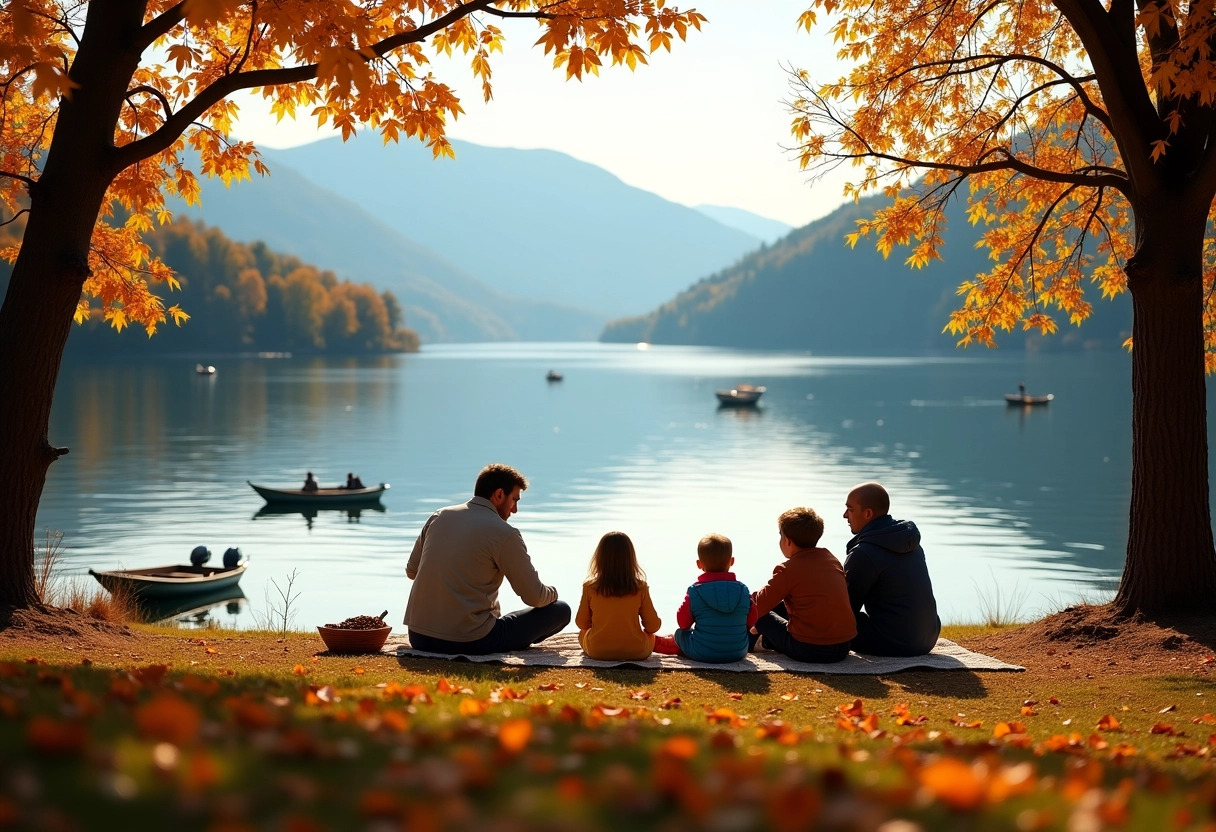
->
[0,208,30,228]
[127,85,173,120]
[0,170,36,188]
[113,0,499,171]
[138,2,189,51]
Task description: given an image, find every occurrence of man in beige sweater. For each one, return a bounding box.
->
[404,463,571,654]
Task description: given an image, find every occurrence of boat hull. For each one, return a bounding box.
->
[89,563,246,599]
[1005,394,1054,406]
[248,481,389,505]
[716,391,764,407]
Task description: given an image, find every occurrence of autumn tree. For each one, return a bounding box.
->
[789,0,1216,614]
[0,0,704,609]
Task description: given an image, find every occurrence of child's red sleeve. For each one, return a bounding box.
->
[676,594,693,629]
[745,599,759,629]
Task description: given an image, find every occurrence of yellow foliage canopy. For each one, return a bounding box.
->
[790,0,1216,369]
[0,1,705,334]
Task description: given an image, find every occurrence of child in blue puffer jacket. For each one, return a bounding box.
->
[653,533,758,662]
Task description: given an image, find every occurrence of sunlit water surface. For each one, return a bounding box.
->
[36,343,1216,632]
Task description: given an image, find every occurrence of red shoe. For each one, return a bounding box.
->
[653,635,679,656]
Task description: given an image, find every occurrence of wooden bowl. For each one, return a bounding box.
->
[316,624,392,653]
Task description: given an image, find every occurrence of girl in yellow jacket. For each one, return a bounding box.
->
[576,531,662,660]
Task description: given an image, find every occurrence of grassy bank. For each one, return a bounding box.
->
[1,618,1215,831]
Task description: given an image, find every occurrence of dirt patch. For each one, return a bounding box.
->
[959,604,1216,680]
[0,603,137,654]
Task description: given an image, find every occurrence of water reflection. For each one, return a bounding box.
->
[137,587,248,628]
[252,502,387,530]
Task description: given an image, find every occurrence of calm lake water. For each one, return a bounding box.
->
[34,343,1216,632]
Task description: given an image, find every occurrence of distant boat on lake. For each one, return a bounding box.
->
[248,481,389,506]
[1006,383,1053,406]
[196,363,216,375]
[546,369,563,382]
[716,384,765,407]
[1006,392,1054,406]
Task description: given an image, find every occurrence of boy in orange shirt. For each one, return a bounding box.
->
[750,507,856,662]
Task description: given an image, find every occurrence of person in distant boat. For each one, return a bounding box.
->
[302,472,319,493]
[1018,382,1026,398]
[842,482,941,656]
[345,473,365,489]
[404,463,571,654]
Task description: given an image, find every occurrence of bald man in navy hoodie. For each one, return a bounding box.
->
[842,482,941,656]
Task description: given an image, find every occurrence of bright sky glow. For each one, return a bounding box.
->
[231,1,851,229]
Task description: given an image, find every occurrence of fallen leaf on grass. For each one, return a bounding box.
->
[498,718,533,753]
[918,758,985,810]
[135,694,201,745]
[25,715,87,755]
[1097,714,1122,731]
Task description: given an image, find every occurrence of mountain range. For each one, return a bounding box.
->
[602,192,1133,354]
[168,136,767,342]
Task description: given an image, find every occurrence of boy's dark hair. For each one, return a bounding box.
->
[697,533,733,572]
[473,464,528,498]
[778,507,825,549]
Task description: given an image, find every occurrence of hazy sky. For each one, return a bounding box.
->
[231,1,850,229]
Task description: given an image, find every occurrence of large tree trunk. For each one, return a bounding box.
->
[1114,207,1216,615]
[0,2,144,609]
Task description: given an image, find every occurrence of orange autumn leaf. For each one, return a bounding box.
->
[130,665,169,687]
[780,692,800,702]
[134,694,202,745]
[630,690,651,700]
[838,698,866,718]
[1097,714,1122,731]
[919,758,985,810]
[658,736,699,759]
[25,716,87,755]
[993,721,1026,738]
[707,707,740,726]
[459,698,490,716]
[371,710,404,732]
[498,718,533,753]
[539,682,563,691]
[1150,722,1179,736]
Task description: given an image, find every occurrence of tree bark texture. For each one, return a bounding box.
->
[0,2,144,608]
[1114,213,1216,615]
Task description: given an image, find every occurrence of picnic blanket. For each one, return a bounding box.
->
[389,632,1023,674]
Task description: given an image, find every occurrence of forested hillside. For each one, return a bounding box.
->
[602,193,1133,354]
[0,218,419,356]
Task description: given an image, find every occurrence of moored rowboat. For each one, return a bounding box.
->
[248,481,389,505]
[89,563,247,599]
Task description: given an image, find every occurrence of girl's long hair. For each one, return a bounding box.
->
[586,531,645,597]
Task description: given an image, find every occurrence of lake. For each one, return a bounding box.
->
[35,343,1216,632]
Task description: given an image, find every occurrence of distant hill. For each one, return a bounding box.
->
[694,204,793,244]
[260,137,763,318]
[168,154,603,343]
[602,192,1133,354]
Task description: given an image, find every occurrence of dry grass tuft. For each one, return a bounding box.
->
[34,530,140,625]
